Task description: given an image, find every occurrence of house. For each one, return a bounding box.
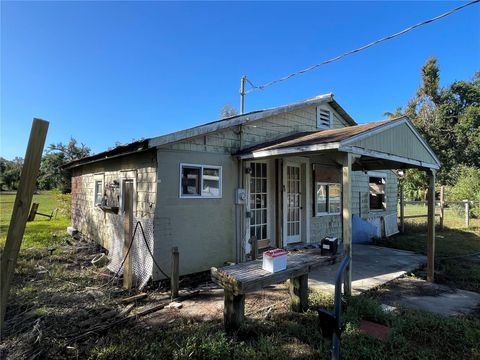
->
[65,93,440,289]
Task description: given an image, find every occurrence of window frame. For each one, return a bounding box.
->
[179,163,223,199]
[315,182,341,217]
[93,175,104,207]
[368,172,387,212]
[119,177,137,214]
[316,106,332,129]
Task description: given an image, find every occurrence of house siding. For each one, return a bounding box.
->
[309,169,398,243]
[71,151,157,250]
[153,149,238,280]
[69,99,413,281]
[349,122,438,165]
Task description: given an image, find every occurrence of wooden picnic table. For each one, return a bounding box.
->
[211,249,340,332]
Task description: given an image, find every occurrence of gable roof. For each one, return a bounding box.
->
[237,119,392,154]
[148,93,355,147]
[65,93,356,168]
[237,116,441,170]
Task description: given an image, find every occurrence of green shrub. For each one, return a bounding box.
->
[447,166,480,218]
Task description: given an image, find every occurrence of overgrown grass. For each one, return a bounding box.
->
[81,292,480,360]
[2,194,480,359]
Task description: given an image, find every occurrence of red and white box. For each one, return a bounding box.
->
[262,249,288,273]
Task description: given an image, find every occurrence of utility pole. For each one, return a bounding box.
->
[240,75,246,114]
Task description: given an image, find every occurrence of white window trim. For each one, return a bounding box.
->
[368,172,387,212]
[316,106,332,129]
[179,163,223,199]
[93,174,104,208]
[315,182,341,217]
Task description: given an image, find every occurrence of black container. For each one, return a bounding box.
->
[320,237,338,256]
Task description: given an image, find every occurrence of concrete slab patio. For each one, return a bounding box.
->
[309,244,426,294]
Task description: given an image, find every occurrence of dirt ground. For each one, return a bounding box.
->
[0,235,293,359]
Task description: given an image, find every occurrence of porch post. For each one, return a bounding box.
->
[426,170,436,283]
[342,153,352,296]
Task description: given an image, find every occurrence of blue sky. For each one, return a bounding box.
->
[1,1,479,160]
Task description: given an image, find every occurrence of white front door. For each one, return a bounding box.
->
[284,163,302,244]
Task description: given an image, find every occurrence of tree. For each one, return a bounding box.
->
[386,58,480,187]
[0,157,23,191]
[220,103,238,118]
[38,137,90,192]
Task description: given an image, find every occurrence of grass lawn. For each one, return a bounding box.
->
[376,203,480,293]
[1,193,479,359]
[0,191,70,249]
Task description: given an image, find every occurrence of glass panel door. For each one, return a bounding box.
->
[249,162,268,241]
[285,164,301,244]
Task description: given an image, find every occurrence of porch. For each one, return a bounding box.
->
[237,117,441,295]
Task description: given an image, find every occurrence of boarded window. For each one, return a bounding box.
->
[369,176,386,210]
[316,107,332,129]
[180,164,222,198]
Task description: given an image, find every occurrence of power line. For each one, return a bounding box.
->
[245,0,480,93]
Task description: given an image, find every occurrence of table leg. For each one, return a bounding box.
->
[289,274,309,312]
[224,290,245,332]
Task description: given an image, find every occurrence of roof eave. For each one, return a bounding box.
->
[63,139,150,169]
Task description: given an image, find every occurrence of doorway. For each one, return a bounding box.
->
[284,163,302,244]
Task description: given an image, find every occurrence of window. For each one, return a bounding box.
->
[315,183,341,215]
[249,162,268,240]
[94,180,104,206]
[369,176,386,210]
[316,107,332,129]
[180,164,222,198]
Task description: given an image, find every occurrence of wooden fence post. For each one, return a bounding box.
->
[0,119,49,331]
[426,171,436,283]
[123,180,134,290]
[171,247,179,298]
[439,186,445,231]
[399,185,405,234]
[464,200,470,228]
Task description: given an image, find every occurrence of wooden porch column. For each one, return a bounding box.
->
[342,153,352,296]
[426,170,436,283]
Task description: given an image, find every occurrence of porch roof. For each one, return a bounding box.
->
[236,116,440,171]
